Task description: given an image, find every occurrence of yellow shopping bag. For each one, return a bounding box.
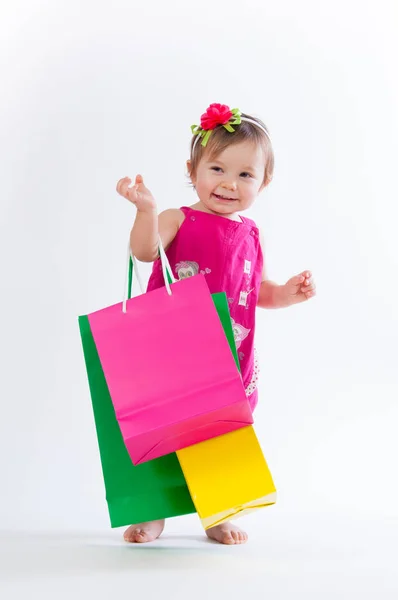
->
[177,426,276,530]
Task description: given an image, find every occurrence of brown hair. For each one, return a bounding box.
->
[188,113,274,188]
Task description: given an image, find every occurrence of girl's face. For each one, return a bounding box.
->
[189,140,267,217]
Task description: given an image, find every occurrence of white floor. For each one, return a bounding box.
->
[0,511,396,600]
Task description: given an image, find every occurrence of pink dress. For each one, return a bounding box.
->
[147,206,263,411]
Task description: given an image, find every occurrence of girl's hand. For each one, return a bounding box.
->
[283,271,316,305]
[116,174,157,213]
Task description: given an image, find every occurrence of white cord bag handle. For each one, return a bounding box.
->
[122,235,176,313]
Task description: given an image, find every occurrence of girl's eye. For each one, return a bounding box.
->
[211,166,223,172]
[240,172,252,178]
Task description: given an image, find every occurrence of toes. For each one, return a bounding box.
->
[124,528,140,543]
[222,532,235,545]
[134,531,150,543]
[124,527,148,543]
[240,532,248,544]
[232,529,248,544]
[123,526,134,542]
[222,529,245,545]
[206,524,248,545]
[231,531,240,544]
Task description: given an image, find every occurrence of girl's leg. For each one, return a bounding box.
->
[204,389,257,545]
[124,389,258,545]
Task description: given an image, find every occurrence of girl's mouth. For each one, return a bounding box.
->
[212,193,237,202]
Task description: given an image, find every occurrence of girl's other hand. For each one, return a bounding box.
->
[116,175,157,212]
[284,271,316,304]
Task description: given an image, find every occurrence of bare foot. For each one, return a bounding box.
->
[123,519,165,544]
[205,522,248,545]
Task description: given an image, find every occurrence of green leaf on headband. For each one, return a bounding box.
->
[201,130,212,147]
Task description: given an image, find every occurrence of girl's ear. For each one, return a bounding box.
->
[259,176,272,193]
[186,159,196,184]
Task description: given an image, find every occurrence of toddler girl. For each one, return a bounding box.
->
[116,103,316,545]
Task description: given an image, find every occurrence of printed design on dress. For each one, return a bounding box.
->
[175,261,211,280]
[243,259,251,275]
[238,288,254,308]
[245,347,260,397]
[231,319,251,350]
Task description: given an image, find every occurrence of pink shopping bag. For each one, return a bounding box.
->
[88,241,253,465]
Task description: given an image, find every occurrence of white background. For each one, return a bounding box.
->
[0,1,397,597]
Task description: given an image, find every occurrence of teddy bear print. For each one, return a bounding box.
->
[175,261,211,280]
[175,261,199,279]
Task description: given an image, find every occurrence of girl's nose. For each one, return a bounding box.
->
[221,180,237,191]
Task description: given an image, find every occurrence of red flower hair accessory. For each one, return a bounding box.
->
[191,103,242,147]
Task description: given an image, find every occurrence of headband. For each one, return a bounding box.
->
[191,103,271,150]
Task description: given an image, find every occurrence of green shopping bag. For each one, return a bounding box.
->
[79,315,195,527]
[78,249,241,527]
[212,293,241,373]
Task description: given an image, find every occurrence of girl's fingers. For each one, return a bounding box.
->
[288,275,304,287]
[117,175,154,208]
[117,177,132,196]
[126,186,139,203]
[303,287,316,296]
[128,174,143,188]
[301,285,315,294]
